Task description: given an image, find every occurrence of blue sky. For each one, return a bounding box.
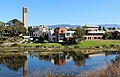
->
[0,0,120,26]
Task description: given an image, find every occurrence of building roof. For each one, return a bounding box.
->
[88,31,105,34]
[84,24,99,28]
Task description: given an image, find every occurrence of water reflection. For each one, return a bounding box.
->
[36,52,86,67]
[0,51,119,77]
[0,53,28,77]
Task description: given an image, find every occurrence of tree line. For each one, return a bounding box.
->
[0,19,26,37]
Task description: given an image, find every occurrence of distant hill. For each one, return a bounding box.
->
[48,24,81,29]
[48,24,120,29]
[98,24,120,28]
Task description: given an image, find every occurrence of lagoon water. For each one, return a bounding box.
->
[0,51,117,77]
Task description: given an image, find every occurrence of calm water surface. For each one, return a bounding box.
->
[0,51,118,77]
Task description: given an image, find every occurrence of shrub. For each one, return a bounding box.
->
[0,41,3,44]
[74,46,79,48]
[95,46,100,48]
[102,44,107,48]
[110,44,115,47]
[11,43,18,47]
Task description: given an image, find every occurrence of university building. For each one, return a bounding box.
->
[83,24,105,40]
[32,26,75,42]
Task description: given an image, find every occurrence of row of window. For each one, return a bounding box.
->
[34,34,38,36]
[84,37,102,40]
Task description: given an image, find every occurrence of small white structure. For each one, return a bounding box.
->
[33,31,40,37]
[65,31,75,40]
[47,29,56,42]
[22,36,33,41]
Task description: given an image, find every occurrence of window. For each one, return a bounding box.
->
[60,34,65,40]
[52,33,55,36]
[52,38,55,40]
[66,33,70,36]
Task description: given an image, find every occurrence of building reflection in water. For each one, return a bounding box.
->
[54,53,66,66]
[37,52,86,67]
[0,51,118,77]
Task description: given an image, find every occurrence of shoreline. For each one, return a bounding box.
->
[0,46,119,54]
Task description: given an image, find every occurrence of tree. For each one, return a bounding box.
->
[65,28,85,45]
[0,55,27,71]
[73,28,85,43]
[102,32,111,39]
[0,21,6,35]
[66,37,77,45]
[6,19,24,27]
[112,27,116,30]
[28,26,33,36]
[6,19,26,36]
[98,26,102,30]
[0,21,5,26]
[112,31,120,39]
[103,27,106,31]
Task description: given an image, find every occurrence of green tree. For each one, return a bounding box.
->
[66,28,85,45]
[73,28,85,43]
[6,19,23,27]
[6,19,26,36]
[0,21,5,26]
[112,27,116,30]
[103,27,106,31]
[102,32,111,39]
[28,26,33,36]
[0,21,6,35]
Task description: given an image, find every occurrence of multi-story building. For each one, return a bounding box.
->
[46,29,56,42]
[32,25,49,37]
[83,24,105,40]
[54,27,75,42]
[66,31,75,40]
[54,27,66,42]
[32,26,75,42]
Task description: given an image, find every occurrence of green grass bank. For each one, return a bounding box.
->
[17,40,120,47]
[18,43,62,47]
[72,40,120,47]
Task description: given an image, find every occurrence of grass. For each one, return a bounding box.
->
[18,40,120,47]
[73,40,120,47]
[18,43,62,47]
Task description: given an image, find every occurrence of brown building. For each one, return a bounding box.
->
[23,7,28,32]
[55,27,67,42]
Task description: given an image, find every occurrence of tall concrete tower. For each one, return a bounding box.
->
[23,7,28,32]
